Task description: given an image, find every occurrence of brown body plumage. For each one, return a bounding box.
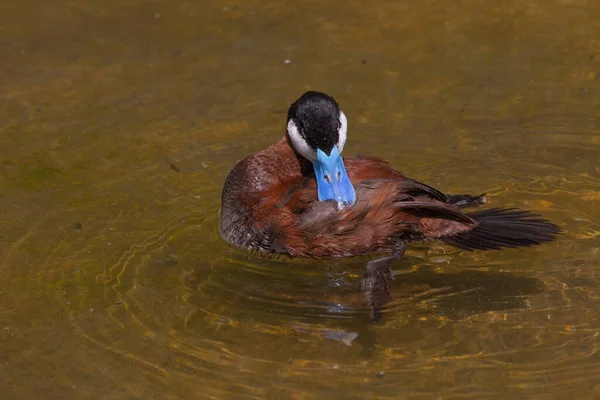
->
[219,138,557,257]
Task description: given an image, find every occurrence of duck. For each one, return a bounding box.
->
[219,91,558,260]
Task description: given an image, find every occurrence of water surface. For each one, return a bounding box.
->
[1,0,600,398]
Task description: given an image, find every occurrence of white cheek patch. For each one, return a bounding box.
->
[287,119,315,161]
[337,111,348,153]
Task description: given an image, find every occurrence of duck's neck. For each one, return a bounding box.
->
[273,136,313,178]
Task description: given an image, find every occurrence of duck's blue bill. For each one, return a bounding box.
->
[312,147,356,207]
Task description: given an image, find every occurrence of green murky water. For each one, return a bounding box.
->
[1,0,600,398]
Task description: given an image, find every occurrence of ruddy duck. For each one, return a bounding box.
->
[219,91,558,259]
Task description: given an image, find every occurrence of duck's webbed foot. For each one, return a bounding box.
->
[362,244,406,323]
[446,193,488,209]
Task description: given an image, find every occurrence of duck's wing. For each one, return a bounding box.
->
[266,156,476,256]
[347,155,490,208]
[345,156,448,202]
[272,178,475,257]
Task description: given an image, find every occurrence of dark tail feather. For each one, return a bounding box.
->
[443,208,559,251]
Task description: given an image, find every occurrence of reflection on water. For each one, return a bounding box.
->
[1,0,600,398]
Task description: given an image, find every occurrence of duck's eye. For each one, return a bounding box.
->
[324,175,331,183]
[337,171,341,181]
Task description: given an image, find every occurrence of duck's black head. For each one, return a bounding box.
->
[286,91,347,160]
[286,91,355,208]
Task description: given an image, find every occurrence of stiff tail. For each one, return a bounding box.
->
[443,208,559,251]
